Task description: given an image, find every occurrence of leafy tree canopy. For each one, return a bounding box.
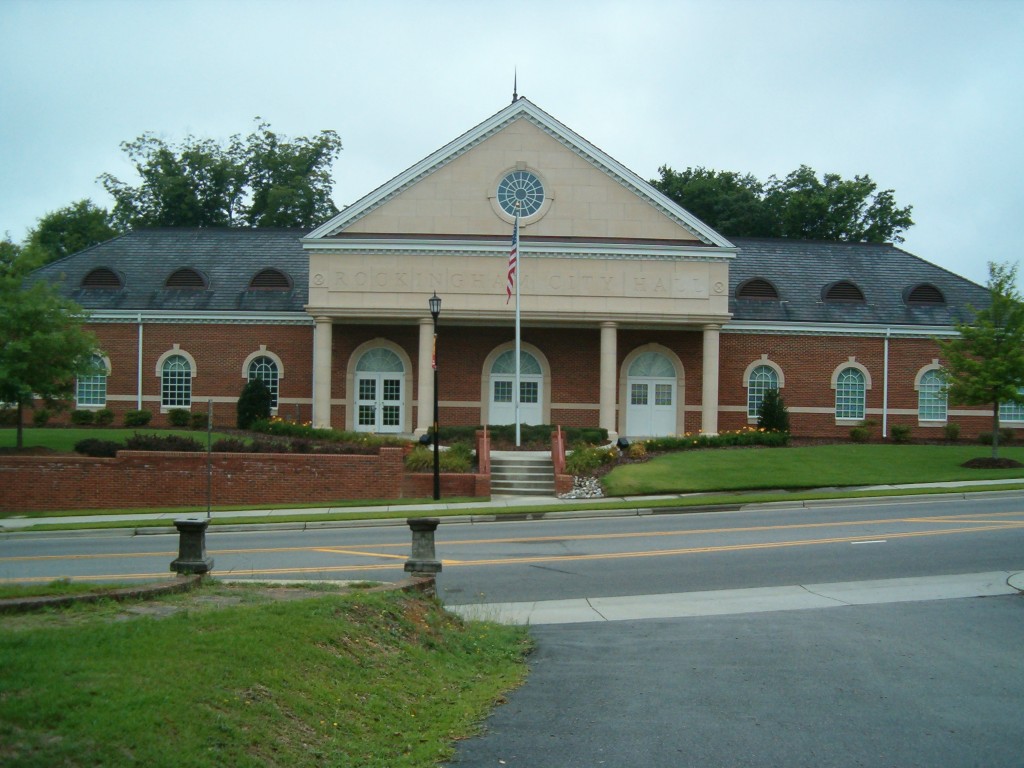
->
[652,164,914,243]
[99,118,343,230]
[26,199,120,265]
[0,252,101,447]
[938,261,1024,459]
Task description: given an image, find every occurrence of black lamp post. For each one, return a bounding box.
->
[428,292,442,500]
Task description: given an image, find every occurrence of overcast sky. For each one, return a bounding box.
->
[2,0,1022,289]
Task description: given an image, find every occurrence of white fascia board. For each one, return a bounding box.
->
[302,237,736,262]
[84,310,314,325]
[724,320,961,338]
[306,99,734,249]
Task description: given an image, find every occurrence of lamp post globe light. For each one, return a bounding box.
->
[428,292,442,501]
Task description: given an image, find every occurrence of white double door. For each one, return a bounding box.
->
[355,373,403,433]
[626,376,676,437]
[489,375,542,426]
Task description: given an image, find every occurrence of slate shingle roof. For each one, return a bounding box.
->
[31,228,989,328]
[727,237,989,326]
[31,228,309,313]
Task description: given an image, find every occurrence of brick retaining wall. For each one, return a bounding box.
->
[0,448,488,513]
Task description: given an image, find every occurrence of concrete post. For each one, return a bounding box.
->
[404,517,442,577]
[170,518,214,575]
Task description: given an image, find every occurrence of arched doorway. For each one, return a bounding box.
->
[625,350,677,437]
[488,349,543,425]
[354,347,405,433]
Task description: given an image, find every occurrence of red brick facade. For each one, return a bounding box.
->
[52,319,998,440]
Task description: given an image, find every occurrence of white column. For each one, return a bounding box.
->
[416,318,434,436]
[312,317,333,429]
[600,322,618,438]
[701,324,721,436]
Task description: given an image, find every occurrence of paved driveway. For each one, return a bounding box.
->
[445,591,1024,767]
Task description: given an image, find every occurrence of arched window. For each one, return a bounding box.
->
[736,279,779,300]
[906,284,945,306]
[161,354,192,408]
[247,355,279,409]
[81,268,123,289]
[165,268,207,289]
[917,369,947,422]
[747,364,779,418]
[248,269,292,290]
[77,354,109,407]
[835,367,866,420]
[824,281,865,303]
[999,388,1024,423]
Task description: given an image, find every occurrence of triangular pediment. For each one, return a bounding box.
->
[306,99,732,248]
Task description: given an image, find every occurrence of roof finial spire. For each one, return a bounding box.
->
[512,69,518,103]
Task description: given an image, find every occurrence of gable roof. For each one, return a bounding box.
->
[306,98,733,248]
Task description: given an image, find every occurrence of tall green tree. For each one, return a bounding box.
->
[0,253,100,448]
[652,164,914,243]
[98,119,343,231]
[26,199,120,265]
[938,262,1024,460]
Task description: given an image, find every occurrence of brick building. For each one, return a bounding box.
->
[33,98,995,440]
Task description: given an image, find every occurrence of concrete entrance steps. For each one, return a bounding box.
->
[490,451,556,497]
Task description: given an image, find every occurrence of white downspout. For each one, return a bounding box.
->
[882,327,890,439]
[137,314,144,410]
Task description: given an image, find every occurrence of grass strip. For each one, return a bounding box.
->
[0,585,530,768]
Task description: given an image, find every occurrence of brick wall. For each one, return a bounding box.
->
[0,447,425,512]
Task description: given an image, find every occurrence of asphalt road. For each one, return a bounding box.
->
[4,494,1024,766]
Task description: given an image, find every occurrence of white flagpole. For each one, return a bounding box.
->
[514,214,521,448]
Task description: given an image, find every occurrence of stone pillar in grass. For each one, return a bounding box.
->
[170,518,214,575]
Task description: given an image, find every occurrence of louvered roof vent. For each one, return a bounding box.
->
[906,283,945,305]
[248,268,292,290]
[165,267,207,289]
[81,267,123,289]
[823,280,865,303]
[737,278,779,300]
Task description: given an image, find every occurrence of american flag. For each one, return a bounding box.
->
[506,216,519,304]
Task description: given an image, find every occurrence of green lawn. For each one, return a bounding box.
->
[0,426,239,453]
[0,584,530,768]
[602,443,1024,496]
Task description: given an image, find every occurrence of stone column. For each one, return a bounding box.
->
[600,321,618,438]
[312,316,333,429]
[701,324,721,436]
[416,318,434,435]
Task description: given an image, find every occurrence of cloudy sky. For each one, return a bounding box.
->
[2,0,1022,288]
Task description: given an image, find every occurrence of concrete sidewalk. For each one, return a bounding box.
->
[449,570,1024,625]
[2,476,1024,533]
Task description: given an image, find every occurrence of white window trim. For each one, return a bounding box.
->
[155,344,196,412]
[831,358,871,423]
[743,355,785,422]
[914,360,948,425]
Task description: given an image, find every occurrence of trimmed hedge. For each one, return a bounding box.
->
[644,429,790,452]
[73,438,124,458]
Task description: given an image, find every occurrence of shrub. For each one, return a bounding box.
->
[978,428,1016,446]
[290,438,314,454]
[124,410,152,427]
[94,408,115,426]
[757,388,790,433]
[167,408,191,428]
[124,433,204,452]
[0,408,17,426]
[889,424,912,443]
[31,408,52,427]
[627,441,648,460]
[564,445,604,475]
[74,438,123,458]
[943,422,960,442]
[237,378,273,430]
[849,426,870,443]
[70,409,95,426]
[404,443,474,473]
[190,411,209,431]
[250,438,290,454]
[212,438,250,453]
